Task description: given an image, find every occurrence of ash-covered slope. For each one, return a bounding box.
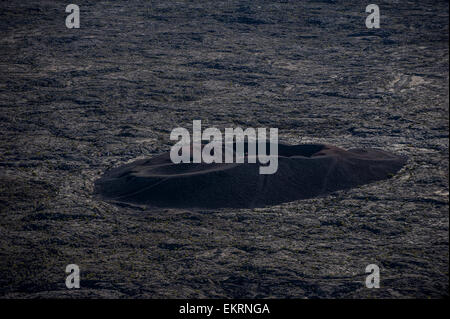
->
[95,143,407,208]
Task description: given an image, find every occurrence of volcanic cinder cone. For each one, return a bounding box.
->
[94,143,407,209]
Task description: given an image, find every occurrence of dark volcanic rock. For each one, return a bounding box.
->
[0,0,448,299]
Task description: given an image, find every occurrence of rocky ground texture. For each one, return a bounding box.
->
[0,0,448,298]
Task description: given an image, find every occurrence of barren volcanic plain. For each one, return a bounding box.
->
[0,0,448,298]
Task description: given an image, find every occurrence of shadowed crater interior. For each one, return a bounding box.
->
[94,143,407,209]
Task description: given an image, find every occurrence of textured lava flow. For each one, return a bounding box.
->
[95,143,407,209]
